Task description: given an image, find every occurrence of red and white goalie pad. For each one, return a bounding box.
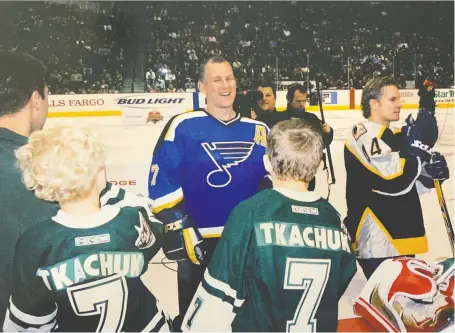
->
[354,257,454,332]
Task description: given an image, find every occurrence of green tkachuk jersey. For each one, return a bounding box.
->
[183,188,357,333]
[4,185,167,332]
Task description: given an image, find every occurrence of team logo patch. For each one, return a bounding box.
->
[353,124,367,140]
[75,234,111,247]
[291,205,319,215]
[135,211,156,249]
[202,141,255,188]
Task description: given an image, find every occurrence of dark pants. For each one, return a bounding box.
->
[173,238,220,331]
[358,255,415,280]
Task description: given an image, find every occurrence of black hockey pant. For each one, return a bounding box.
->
[173,238,220,331]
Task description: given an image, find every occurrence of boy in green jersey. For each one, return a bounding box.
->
[182,118,357,332]
[3,126,169,332]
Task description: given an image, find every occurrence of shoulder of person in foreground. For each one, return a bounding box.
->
[101,183,163,253]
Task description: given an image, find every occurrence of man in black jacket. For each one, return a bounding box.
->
[285,83,334,146]
[251,82,333,144]
[250,82,334,190]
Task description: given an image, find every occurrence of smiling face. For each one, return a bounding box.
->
[198,60,236,109]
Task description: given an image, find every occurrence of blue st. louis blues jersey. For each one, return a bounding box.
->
[148,110,269,238]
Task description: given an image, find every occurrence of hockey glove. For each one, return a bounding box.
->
[160,213,206,265]
[402,107,438,163]
[419,152,450,188]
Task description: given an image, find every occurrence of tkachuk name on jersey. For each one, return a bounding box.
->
[37,251,145,291]
[256,222,351,253]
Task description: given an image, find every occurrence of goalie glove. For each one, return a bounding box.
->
[157,209,206,265]
[354,257,454,332]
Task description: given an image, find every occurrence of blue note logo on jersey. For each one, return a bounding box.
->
[202,141,255,188]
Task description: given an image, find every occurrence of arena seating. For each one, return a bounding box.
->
[1,2,453,93]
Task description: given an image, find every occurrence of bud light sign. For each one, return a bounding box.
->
[114,95,185,109]
[114,93,193,126]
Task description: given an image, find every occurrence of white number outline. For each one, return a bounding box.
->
[150,164,159,186]
[284,258,331,333]
[67,274,128,332]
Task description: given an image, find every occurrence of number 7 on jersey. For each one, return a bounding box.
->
[284,258,331,333]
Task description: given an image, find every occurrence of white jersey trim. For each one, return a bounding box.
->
[372,157,422,196]
[52,205,120,229]
[274,187,322,202]
[9,297,57,325]
[204,270,245,307]
[164,111,207,142]
[140,312,165,332]
[100,184,120,206]
[199,226,224,237]
[239,117,270,131]
[152,187,184,212]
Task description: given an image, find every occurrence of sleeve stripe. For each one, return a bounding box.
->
[105,188,126,206]
[199,226,224,238]
[201,279,244,312]
[204,270,245,307]
[183,228,199,264]
[140,312,166,332]
[9,297,57,326]
[152,188,184,214]
[239,117,270,131]
[345,141,408,180]
[100,184,120,206]
[372,157,421,196]
[201,279,237,307]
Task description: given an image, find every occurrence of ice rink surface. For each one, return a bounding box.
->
[47,107,454,320]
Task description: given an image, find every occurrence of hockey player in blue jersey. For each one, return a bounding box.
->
[148,56,269,329]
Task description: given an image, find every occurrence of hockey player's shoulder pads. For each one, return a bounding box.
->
[347,121,399,163]
[354,257,454,332]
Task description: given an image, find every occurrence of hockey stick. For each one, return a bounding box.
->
[434,179,454,256]
[314,75,336,186]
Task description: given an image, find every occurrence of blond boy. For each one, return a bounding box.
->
[4,126,169,332]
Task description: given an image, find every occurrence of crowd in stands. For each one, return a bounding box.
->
[0,1,453,94]
[0,1,129,94]
[144,1,454,92]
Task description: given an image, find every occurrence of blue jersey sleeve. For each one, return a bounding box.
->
[148,115,185,217]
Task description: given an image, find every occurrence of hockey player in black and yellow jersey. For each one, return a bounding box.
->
[344,76,450,279]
